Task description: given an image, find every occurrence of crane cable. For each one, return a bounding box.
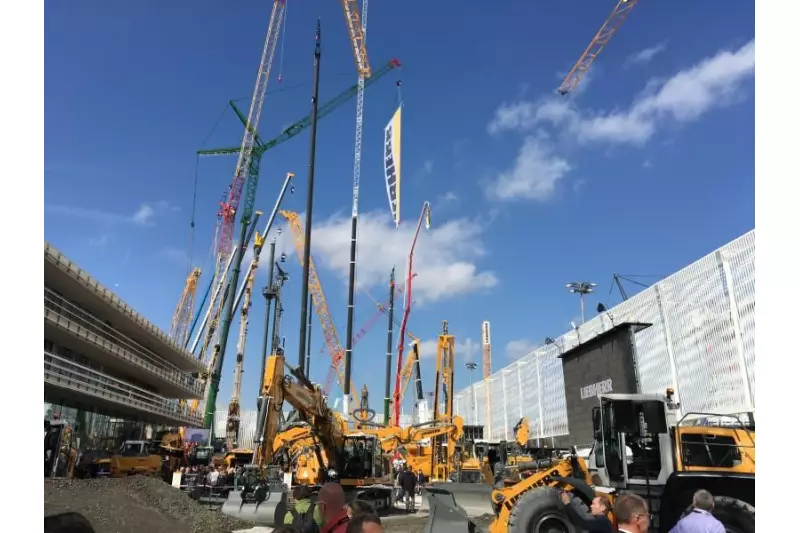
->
[188,101,234,277]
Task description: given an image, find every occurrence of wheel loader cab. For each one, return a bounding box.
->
[590,394,674,490]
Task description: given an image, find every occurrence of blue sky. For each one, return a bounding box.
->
[45,1,754,414]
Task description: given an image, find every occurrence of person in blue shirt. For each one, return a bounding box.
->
[669,490,725,533]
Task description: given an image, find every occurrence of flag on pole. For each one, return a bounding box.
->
[383,106,402,227]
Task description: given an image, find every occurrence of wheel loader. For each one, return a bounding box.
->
[423,389,755,533]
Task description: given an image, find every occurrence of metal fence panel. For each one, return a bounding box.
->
[502,365,521,440]
[453,230,756,440]
[473,381,488,429]
[722,231,756,408]
[488,375,505,439]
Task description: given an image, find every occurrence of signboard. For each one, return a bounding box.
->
[384,106,402,227]
[558,323,650,446]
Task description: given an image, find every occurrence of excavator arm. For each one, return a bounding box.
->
[253,352,346,468]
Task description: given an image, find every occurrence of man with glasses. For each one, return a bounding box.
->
[614,494,651,533]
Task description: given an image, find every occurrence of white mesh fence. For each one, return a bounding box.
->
[453,230,756,440]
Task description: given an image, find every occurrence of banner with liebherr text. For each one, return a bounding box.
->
[383,106,402,228]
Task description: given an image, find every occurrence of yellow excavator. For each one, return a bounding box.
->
[220,346,395,525]
[425,388,756,533]
[354,326,465,482]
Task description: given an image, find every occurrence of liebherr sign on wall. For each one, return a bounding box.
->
[558,322,650,446]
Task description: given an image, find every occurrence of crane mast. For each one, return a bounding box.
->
[481,320,492,437]
[430,321,455,479]
[341,0,371,418]
[279,210,358,400]
[214,0,286,263]
[557,0,639,95]
[226,232,263,448]
[170,268,201,345]
[201,1,287,427]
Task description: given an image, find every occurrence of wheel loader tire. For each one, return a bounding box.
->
[681,496,754,533]
[507,487,576,533]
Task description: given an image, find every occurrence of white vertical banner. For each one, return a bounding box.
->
[383,106,402,227]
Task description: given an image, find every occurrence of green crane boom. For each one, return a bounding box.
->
[197,58,401,159]
[198,58,400,426]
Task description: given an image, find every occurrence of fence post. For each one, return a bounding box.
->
[719,251,754,411]
[654,285,680,396]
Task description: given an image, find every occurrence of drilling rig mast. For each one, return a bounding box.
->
[340,0,372,418]
[481,320,493,437]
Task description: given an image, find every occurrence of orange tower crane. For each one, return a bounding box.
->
[280,210,359,401]
[557,0,640,95]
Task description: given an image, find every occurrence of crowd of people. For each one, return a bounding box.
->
[274,483,385,533]
[559,488,727,533]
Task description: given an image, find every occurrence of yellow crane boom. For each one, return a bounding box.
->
[339,0,371,77]
[558,0,640,95]
[279,210,358,401]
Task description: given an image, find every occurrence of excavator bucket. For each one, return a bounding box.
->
[220,487,286,526]
[420,482,495,518]
[422,487,484,533]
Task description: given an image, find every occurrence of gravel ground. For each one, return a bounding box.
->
[381,512,493,533]
[45,477,253,533]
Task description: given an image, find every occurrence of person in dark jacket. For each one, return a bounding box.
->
[560,491,614,533]
[399,466,417,508]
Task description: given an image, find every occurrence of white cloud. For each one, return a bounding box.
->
[45,200,180,227]
[486,137,573,201]
[417,337,479,362]
[505,338,538,360]
[484,40,754,200]
[132,204,156,226]
[624,42,668,68]
[310,210,498,303]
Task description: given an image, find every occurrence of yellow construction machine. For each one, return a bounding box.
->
[425,389,756,533]
[220,348,395,525]
[45,419,78,479]
[105,440,163,477]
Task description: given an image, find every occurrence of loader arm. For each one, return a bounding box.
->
[489,455,593,533]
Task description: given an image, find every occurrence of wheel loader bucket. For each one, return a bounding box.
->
[420,482,495,518]
[221,488,286,526]
[423,488,483,533]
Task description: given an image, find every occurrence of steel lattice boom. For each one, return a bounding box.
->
[339,0,371,78]
[557,0,639,95]
[169,268,201,345]
[211,0,287,281]
[279,210,358,399]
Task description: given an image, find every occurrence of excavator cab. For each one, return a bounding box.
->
[341,434,386,481]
